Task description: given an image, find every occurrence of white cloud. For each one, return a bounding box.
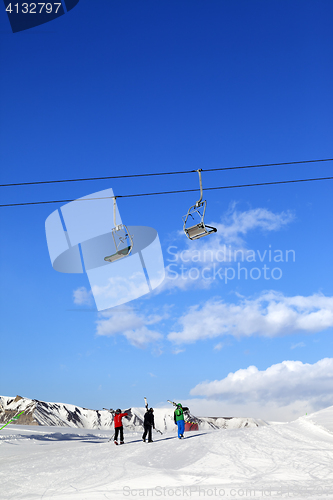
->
[214,204,294,246]
[73,287,93,305]
[161,206,294,292]
[291,342,306,349]
[177,397,323,423]
[172,348,185,355]
[122,327,162,348]
[188,358,333,421]
[95,305,164,348]
[168,291,333,344]
[91,272,149,308]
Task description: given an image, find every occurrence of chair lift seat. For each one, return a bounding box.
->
[183,199,217,241]
[185,223,217,241]
[104,245,132,263]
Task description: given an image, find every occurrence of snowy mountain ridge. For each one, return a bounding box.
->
[0,395,266,431]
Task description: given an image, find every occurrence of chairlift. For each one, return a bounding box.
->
[104,197,133,263]
[183,169,217,240]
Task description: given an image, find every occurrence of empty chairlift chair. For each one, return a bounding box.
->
[104,197,133,263]
[183,169,217,240]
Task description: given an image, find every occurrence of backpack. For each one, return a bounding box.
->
[175,408,183,417]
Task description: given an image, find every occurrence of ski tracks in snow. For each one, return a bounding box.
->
[181,420,333,497]
[1,419,333,499]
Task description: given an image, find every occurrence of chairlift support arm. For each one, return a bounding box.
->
[195,169,203,207]
[113,196,121,231]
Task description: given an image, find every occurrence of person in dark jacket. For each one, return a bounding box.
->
[113,408,128,445]
[174,403,189,439]
[142,407,155,442]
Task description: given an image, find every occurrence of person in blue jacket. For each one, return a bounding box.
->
[174,403,189,439]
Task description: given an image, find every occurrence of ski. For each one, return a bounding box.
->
[103,408,115,414]
[123,408,132,421]
[0,411,24,430]
[103,409,115,442]
[145,397,163,435]
[167,400,177,406]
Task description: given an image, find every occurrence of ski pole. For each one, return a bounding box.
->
[0,411,24,431]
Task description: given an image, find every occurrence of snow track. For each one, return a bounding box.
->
[1,414,333,500]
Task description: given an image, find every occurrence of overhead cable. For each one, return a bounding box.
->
[0,158,332,188]
[1,175,332,208]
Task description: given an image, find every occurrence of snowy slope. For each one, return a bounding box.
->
[1,406,333,500]
[302,405,333,434]
[0,395,264,431]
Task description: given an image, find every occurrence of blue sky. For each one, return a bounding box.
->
[0,0,332,421]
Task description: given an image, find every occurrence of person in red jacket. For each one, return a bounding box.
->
[113,408,128,445]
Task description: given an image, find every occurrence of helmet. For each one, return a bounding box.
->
[149,408,154,412]
[116,409,121,413]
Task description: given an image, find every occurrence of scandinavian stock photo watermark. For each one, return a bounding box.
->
[166,245,296,284]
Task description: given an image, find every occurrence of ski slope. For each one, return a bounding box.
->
[1,409,333,500]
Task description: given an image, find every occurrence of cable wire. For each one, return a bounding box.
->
[1,176,332,208]
[0,158,332,188]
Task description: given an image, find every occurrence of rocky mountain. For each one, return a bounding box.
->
[0,395,267,431]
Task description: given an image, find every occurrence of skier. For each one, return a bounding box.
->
[142,407,155,442]
[174,403,189,439]
[113,408,128,445]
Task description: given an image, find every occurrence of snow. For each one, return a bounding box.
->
[303,406,333,434]
[1,407,333,499]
